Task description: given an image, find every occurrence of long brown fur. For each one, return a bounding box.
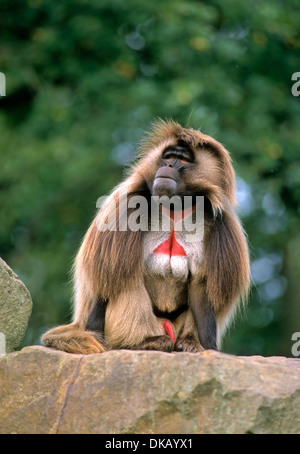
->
[42,120,250,354]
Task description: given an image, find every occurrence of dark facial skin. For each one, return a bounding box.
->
[151,144,194,198]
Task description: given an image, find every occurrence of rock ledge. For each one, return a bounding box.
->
[0,346,299,434]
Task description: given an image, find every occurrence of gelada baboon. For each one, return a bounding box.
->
[42,120,250,354]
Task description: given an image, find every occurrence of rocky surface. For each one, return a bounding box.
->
[0,345,299,434]
[0,258,32,353]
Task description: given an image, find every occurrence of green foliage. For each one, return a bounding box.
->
[0,0,299,355]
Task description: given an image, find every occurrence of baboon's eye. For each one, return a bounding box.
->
[163,154,189,164]
[162,145,194,165]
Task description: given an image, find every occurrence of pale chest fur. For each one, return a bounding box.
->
[144,229,204,280]
[143,218,205,313]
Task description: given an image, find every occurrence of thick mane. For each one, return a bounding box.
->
[77,120,241,302]
[76,179,148,301]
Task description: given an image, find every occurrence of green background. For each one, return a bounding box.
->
[1,0,300,356]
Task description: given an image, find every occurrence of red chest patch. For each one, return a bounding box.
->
[154,229,186,257]
[153,204,196,257]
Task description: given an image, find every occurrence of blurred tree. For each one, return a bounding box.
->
[0,0,299,355]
